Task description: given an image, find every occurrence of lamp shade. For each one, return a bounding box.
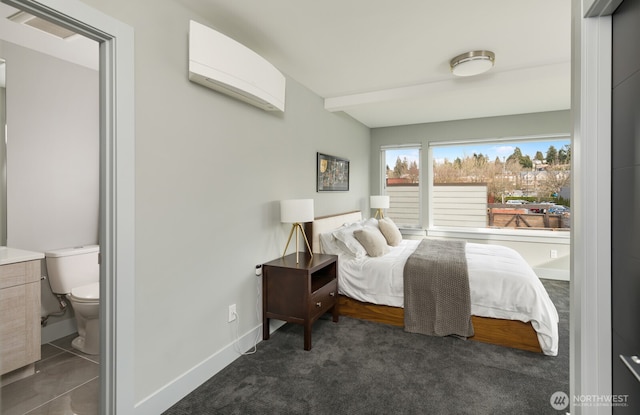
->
[370,195,390,209]
[280,199,314,223]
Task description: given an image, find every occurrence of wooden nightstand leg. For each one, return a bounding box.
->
[263,318,270,340]
[303,322,312,350]
[332,305,339,323]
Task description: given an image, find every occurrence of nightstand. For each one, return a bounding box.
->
[262,253,338,350]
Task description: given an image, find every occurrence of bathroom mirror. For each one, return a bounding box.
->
[0,57,6,246]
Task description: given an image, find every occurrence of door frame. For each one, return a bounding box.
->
[571,1,616,414]
[1,0,136,413]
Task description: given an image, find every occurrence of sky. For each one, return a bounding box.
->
[384,139,571,167]
[385,148,420,169]
[432,139,570,164]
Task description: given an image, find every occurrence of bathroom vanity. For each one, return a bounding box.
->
[0,247,44,384]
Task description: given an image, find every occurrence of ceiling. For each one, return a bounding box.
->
[176,0,572,128]
[0,3,98,71]
[1,1,571,128]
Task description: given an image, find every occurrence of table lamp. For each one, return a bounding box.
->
[370,195,390,219]
[281,199,314,263]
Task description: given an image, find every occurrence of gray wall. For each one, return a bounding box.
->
[1,40,99,328]
[77,0,370,405]
[612,0,640,411]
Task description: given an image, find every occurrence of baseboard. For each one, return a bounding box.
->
[41,318,77,344]
[534,267,570,281]
[134,319,285,415]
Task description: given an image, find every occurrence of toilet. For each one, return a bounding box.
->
[45,245,100,355]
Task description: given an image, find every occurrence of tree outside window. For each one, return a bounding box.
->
[432,138,571,230]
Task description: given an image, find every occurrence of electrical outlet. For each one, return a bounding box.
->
[550,249,558,259]
[228,304,236,322]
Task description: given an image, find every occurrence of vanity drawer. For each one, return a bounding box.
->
[0,261,40,290]
[1,260,42,376]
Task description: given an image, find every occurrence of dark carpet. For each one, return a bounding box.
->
[164,279,569,415]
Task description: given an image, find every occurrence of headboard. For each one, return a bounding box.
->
[305,211,362,254]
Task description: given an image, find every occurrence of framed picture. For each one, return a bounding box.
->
[317,152,350,192]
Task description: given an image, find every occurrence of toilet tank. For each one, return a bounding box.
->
[45,245,100,294]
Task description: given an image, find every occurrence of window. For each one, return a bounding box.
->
[430,136,571,231]
[381,145,421,228]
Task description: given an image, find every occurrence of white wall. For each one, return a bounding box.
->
[72,0,370,410]
[1,40,100,332]
[4,42,99,252]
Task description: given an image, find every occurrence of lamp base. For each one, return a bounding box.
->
[283,222,313,263]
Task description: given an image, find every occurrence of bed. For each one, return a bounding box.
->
[305,211,559,356]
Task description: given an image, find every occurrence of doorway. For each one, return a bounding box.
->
[0,0,135,413]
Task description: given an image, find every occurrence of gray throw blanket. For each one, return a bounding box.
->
[403,239,474,338]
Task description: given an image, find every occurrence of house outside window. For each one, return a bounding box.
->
[430,136,571,231]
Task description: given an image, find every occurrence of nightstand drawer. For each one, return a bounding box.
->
[310,279,337,318]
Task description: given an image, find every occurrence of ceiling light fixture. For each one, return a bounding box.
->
[450,50,495,77]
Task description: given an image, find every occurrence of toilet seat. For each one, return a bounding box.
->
[69,282,100,303]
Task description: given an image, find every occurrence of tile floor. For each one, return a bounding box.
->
[0,334,99,415]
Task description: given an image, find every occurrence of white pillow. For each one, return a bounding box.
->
[363,217,380,230]
[378,217,403,246]
[353,227,390,257]
[332,223,367,258]
[319,232,343,255]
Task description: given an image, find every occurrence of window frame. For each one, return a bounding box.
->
[380,144,423,229]
[427,133,571,241]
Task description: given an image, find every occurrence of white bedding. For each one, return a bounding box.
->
[332,239,559,356]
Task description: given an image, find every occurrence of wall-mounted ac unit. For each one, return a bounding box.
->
[188,20,286,112]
